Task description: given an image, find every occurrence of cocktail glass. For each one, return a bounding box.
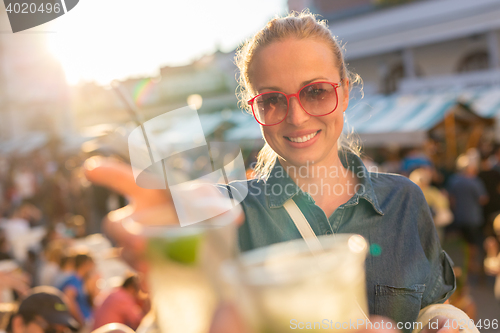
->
[225,234,369,333]
[136,203,240,333]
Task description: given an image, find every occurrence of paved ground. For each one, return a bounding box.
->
[442,237,500,333]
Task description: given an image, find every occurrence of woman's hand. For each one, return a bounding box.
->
[84,157,174,274]
[83,156,244,274]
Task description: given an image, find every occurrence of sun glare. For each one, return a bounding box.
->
[46,0,286,86]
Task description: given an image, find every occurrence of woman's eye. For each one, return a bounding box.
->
[262,95,280,105]
[308,88,326,98]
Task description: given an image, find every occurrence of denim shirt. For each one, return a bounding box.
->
[224,150,456,330]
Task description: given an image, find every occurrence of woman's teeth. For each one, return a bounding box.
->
[287,131,319,143]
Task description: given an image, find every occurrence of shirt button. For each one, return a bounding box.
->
[325,230,333,235]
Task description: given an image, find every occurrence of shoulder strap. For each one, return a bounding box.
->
[283,197,371,322]
[283,197,323,252]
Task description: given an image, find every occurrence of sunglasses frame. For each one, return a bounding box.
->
[247,80,343,126]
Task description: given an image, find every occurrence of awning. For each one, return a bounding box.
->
[330,0,500,60]
[345,85,500,146]
[460,85,500,118]
[344,92,458,134]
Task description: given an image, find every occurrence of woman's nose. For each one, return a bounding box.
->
[285,96,310,126]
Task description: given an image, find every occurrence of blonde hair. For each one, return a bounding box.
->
[235,10,361,179]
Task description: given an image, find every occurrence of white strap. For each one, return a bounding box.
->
[283,198,323,253]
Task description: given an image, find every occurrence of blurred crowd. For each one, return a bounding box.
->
[0,139,499,332]
[0,146,146,333]
[361,142,500,319]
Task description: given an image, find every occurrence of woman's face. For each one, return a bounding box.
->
[249,38,349,167]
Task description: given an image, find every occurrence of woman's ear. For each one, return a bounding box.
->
[341,79,350,112]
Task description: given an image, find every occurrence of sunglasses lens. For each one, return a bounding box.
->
[299,82,337,115]
[252,92,287,125]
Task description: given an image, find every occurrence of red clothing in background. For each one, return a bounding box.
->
[93,288,144,330]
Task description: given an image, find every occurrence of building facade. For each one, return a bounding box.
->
[283,0,500,152]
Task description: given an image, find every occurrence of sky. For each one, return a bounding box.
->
[46,0,288,85]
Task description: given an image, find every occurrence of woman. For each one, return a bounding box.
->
[85,12,456,332]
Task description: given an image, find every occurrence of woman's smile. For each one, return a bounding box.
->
[284,129,321,148]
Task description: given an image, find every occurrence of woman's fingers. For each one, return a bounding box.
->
[84,157,140,196]
[209,303,248,333]
[84,157,245,226]
[103,212,145,249]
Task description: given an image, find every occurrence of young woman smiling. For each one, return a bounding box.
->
[85,11,459,333]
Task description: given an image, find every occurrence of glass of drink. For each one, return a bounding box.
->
[135,203,240,333]
[224,234,369,333]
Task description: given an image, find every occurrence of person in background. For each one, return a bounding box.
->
[23,250,40,288]
[409,168,453,242]
[58,254,95,327]
[400,148,433,176]
[92,275,147,331]
[15,203,43,229]
[492,144,500,173]
[39,242,63,287]
[1,203,44,264]
[447,154,488,276]
[5,286,78,333]
[1,206,30,263]
[478,154,500,238]
[40,227,62,251]
[380,146,401,174]
[0,229,14,260]
[484,214,500,302]
[52,255,75,289]
[12,165,36,206]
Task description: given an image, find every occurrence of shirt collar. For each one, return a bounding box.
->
[265,149,384,215]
